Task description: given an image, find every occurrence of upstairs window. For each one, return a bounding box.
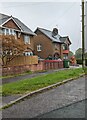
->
[37,44,42,52]
[24,35,30,44]
[6,29,9,35]
[3,28,16,36]
[10,29,15,35]
[62,44,65,50]
[62,44,68,50]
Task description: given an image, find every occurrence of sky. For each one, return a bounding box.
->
[0,0,84,53]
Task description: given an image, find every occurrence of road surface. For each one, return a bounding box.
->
[2,76,86,118]
[36,99,86,118]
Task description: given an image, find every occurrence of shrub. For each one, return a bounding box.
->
[76,59,87,66]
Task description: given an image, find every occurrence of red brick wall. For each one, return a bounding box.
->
[3,19,20,30]
[2,60,63,76]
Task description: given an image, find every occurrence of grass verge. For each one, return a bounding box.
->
[84,67,87,74]
[1,68,84,96]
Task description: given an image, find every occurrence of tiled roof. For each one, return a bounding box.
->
[60,36,72,44]
[35,27,63,43]
[60,36,67,42]
[0,13,36,36]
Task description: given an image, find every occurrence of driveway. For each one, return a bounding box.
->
[2,76,86,118]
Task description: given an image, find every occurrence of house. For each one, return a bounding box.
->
[60,36,71,59]
[33,27,71,59]
[0,13,36,56]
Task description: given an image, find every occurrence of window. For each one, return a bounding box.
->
[24,52,33,56]
[6,29,9,35]
[55,44,59,50]
[10,29,16,35]
[63,54,68,59]
[62,44,65,50]
[37,44,42,52]
[62,44,69,50]
[24,35,30,44]
[3,28,16,36]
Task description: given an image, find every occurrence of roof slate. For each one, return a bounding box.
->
[0,13,36,36]
[36,27,71,44]
[36,27,63,43]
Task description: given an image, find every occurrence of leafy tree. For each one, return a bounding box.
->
[85,52,87,59]
[75,48,82,59]
[68,51,74,59]
[0,35,26,66]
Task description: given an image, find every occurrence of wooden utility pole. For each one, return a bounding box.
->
[82,0,85,69]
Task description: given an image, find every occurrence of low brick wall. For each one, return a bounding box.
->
[44,60,63,70]
[2,60,63,76]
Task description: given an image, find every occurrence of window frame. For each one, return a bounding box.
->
[37,44,42,52]
[24,35,30,44]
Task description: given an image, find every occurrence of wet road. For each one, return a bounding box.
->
[2,76,86,118]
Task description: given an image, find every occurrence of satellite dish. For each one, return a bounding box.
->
[52,28,58,37]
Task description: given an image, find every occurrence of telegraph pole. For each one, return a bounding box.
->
[82,0,85,69]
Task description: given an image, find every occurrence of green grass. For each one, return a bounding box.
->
[84,67,87,74]
[1,68,84,96]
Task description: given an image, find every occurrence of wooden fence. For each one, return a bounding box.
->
[6,56,38,66]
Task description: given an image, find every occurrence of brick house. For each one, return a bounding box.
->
[60,36,72,59]
[33,27,71,59]
[0,13,36,56]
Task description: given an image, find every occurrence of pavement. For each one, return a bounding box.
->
[2,68,66,84]
[2,76,86,118]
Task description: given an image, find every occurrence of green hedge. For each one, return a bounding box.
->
[76,59,87,66]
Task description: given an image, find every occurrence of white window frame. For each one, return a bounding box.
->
[37,44,42,52]
[24,35,30,44]
[3,28,16,36]
[24,52,33,56]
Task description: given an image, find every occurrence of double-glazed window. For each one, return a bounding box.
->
[24,35,30,44]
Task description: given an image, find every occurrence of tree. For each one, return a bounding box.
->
[75,48,82,59]
[68,51,74,59]
[0,35,26,66]
[85,52,87,59]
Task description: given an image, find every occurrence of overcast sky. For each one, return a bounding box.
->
[0,1,83,53]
